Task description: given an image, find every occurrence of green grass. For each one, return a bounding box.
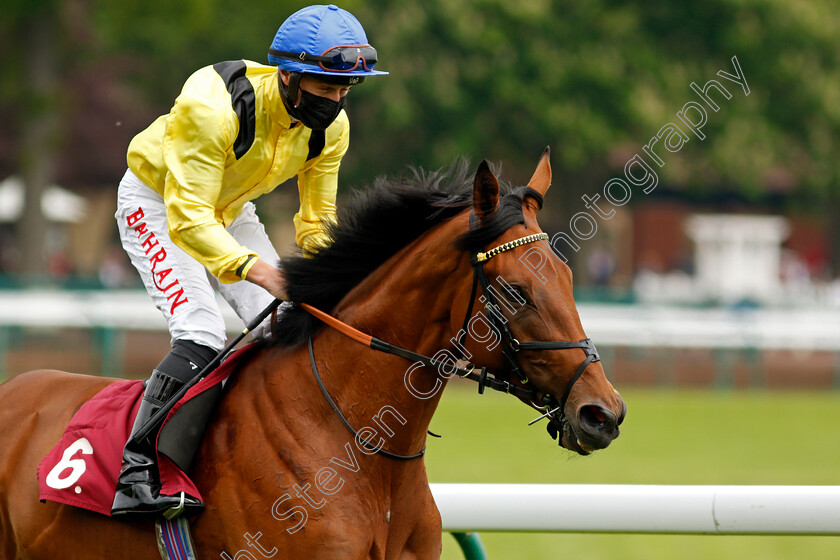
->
[425,386,840,560]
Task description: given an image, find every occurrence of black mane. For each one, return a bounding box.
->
[268,160,530,347]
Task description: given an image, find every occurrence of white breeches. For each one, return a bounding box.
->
[115,169,280,350]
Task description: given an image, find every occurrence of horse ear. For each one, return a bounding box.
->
[527,146,552,198]
[473,160,500,220]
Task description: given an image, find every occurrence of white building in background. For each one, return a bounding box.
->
[0,175,88,223]
[0,175,90,277]
[634,213,798,306]
[685,214,790,304]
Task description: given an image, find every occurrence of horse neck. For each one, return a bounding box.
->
[311,216,473,452]
[342,216,470,349]
[202,216,473,469]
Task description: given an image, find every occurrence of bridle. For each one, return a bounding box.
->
[303,192,601,459]
[461,234,600,423]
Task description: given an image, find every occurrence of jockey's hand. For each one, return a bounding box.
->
[245,258,289,301]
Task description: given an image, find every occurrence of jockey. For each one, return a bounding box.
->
[111,4,386,518]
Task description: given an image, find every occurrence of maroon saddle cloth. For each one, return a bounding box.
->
[37,344,255,516]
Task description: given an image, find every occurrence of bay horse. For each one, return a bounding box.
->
[0,150,625,559]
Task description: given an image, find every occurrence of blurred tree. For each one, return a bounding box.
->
[349,0,840,269]
[1,0,62,277]
[1,0,838,274]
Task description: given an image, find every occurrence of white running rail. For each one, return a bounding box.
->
[430,484,840,535]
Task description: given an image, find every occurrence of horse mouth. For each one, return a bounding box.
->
[549,415,592,456]
[539,390,623,455]
[548,402,622,455]
[562,417,592,456]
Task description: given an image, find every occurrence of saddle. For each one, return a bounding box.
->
[37,344,256,517]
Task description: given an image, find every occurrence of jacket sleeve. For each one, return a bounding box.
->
[161,93,258,283]
[294,112,350,253]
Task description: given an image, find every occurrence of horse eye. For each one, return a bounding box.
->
[502,284,530,306]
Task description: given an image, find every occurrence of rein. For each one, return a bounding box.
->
[306,337,425,461]
[301,304,535,400]
[301,211,600,459]
[302,297,538,461]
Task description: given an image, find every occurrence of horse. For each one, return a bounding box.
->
[0,150,625,559]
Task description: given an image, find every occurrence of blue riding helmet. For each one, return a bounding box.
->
[268,4,387,79]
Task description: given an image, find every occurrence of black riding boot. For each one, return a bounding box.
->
[111,340,216,518]
[110,369,202,517]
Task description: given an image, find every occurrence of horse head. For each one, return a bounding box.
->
[273,149,625,456]
[457,148,625,454]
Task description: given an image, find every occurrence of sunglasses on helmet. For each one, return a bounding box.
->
[269,44,378,73]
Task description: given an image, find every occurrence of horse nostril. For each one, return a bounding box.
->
[578,404,617,437]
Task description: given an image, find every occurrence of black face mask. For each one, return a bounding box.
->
[289,89,345,130]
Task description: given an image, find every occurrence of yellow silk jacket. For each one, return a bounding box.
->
[127,60,349,283]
